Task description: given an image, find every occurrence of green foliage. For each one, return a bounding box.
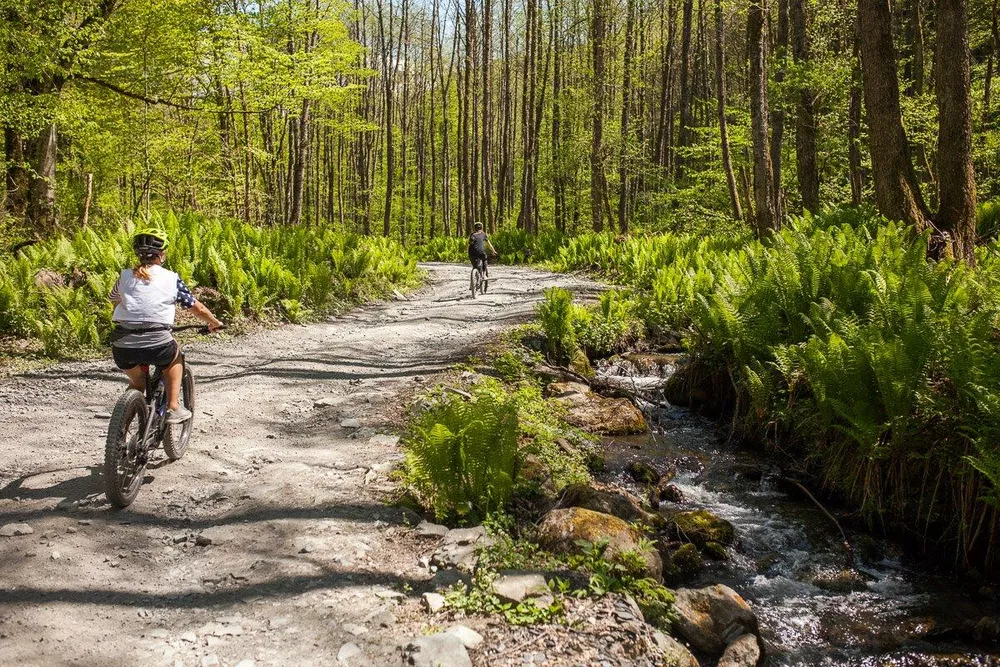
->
[536,287,580,365]
[442,567,564,626]
[566,539,676,629]
[550,207,1000,565]
[0,211,420,358]
[574,291,643,358]
[403,380,520,521]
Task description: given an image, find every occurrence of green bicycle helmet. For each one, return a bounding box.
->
[133,226,169,258]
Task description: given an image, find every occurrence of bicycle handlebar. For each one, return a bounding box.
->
[171,324,227,334]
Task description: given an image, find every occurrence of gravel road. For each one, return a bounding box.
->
[0,263,596,667]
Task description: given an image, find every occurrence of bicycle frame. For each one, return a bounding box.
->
[138,350,186,453]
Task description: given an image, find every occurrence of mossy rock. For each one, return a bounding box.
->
[670,509,735,548]
[559,482,664,528]
[628,461,660,486]
[570,349,595,380]
[536,507,663,582]
[671,543,703,579]
[702,541,729,561]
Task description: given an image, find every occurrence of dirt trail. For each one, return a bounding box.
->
[0,263,596,667]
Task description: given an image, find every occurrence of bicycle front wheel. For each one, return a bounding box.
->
[104,389,149,508]
[162,364,195,460]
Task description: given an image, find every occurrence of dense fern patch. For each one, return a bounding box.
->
[547,208,1000,573]
[0,212,420,357]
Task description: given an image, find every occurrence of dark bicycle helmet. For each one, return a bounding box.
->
[133,226,169,259]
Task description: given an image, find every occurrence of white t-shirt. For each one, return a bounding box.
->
[112,265,182,325]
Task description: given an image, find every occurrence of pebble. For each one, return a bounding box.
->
[50,551,62,560]
[0,523,34,537]
[337,643,364,665]
[423,592,446,613]
[342,623,368,636]
[234,661,256,667]
[200,656,220,667]
[446,624,484,650]
[340,418,361,429]
[180,631,197,643]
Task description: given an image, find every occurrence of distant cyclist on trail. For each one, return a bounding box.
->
[108,227,224,424]
[468,222,497,281]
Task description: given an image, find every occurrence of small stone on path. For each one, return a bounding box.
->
[405,634,472,667]
[422,592,446,613]
[445,625,484,650]
[416,521,449,538]
[0,523,33,537]
[340,418,361,429]
[342,623,368,636]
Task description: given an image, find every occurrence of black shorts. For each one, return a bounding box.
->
[112,341,178,371]
[470,254,488,270]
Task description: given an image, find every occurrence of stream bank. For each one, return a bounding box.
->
[595,355,1000,666]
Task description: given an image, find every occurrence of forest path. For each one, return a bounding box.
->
[0,263,596,667]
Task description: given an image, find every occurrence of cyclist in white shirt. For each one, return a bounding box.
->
[108,227,223,424]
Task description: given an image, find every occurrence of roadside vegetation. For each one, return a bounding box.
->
[0,212,420,358]
[399,333,676,629]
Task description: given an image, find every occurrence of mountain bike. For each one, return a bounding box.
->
[470,256,495,299]
[103,325,217,508]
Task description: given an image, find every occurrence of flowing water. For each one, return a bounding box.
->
[594,357,1000,667]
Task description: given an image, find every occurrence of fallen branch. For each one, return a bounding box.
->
[781,477,855,567]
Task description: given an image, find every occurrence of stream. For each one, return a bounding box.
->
[594,357,1000,667]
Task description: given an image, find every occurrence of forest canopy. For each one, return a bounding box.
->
[1,0,998,253]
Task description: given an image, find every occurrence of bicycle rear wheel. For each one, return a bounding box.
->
[104,389,149,508]
[470,268,479,299]
[162,364,195,460]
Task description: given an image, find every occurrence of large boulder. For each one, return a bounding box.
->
[670,509,735,548]
[717,634,761,667]
[558,482,663,527]
[536,507,662,582]
[672,585,759,656]
[546,382,647,435]
[404,633,472,667]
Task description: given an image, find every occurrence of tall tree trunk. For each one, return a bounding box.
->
[481,0,494,231]
[590,0,608,231]
[714,0,741,220]
[904,0,925,95]
[771,0,789,194]
[675,0,694,177]
[618,0,636,232]
[936,0,977,262]
[857,0,930,229]
[289,100,310,226]
[848,36,865,206]
[791,0,819,211]
[985,0,999,122]
[748,0,780,234]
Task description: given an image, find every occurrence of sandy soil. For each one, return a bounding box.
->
[0,263,597,667]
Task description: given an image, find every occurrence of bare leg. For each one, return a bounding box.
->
[123,367,145,392]
[162,352,183,411]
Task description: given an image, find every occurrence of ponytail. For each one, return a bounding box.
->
[132,263,153,282]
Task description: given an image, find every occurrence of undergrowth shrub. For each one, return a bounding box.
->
[0,211,420,357]
[549,206,1000,572]
[404,380,520,521]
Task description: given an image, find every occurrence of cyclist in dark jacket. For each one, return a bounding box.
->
[468,222,497,279]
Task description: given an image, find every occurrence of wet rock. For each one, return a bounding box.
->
[422,592,446,613]
[651,630,700,667]
[672,585,759,655]
[0,523,34,537]
[664,543,703,581]
[547,382,647,435]
[445,624,484,650]
[405,633,472,667]
[702,541,729,561]
[491,571,554,608]
[808,568,868,593]
[628,461,660,486]
[558,482,662,527]
[536,507,662,582]
[717,634,761,667]
[670,509,736,548]
[658,484,685,504]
